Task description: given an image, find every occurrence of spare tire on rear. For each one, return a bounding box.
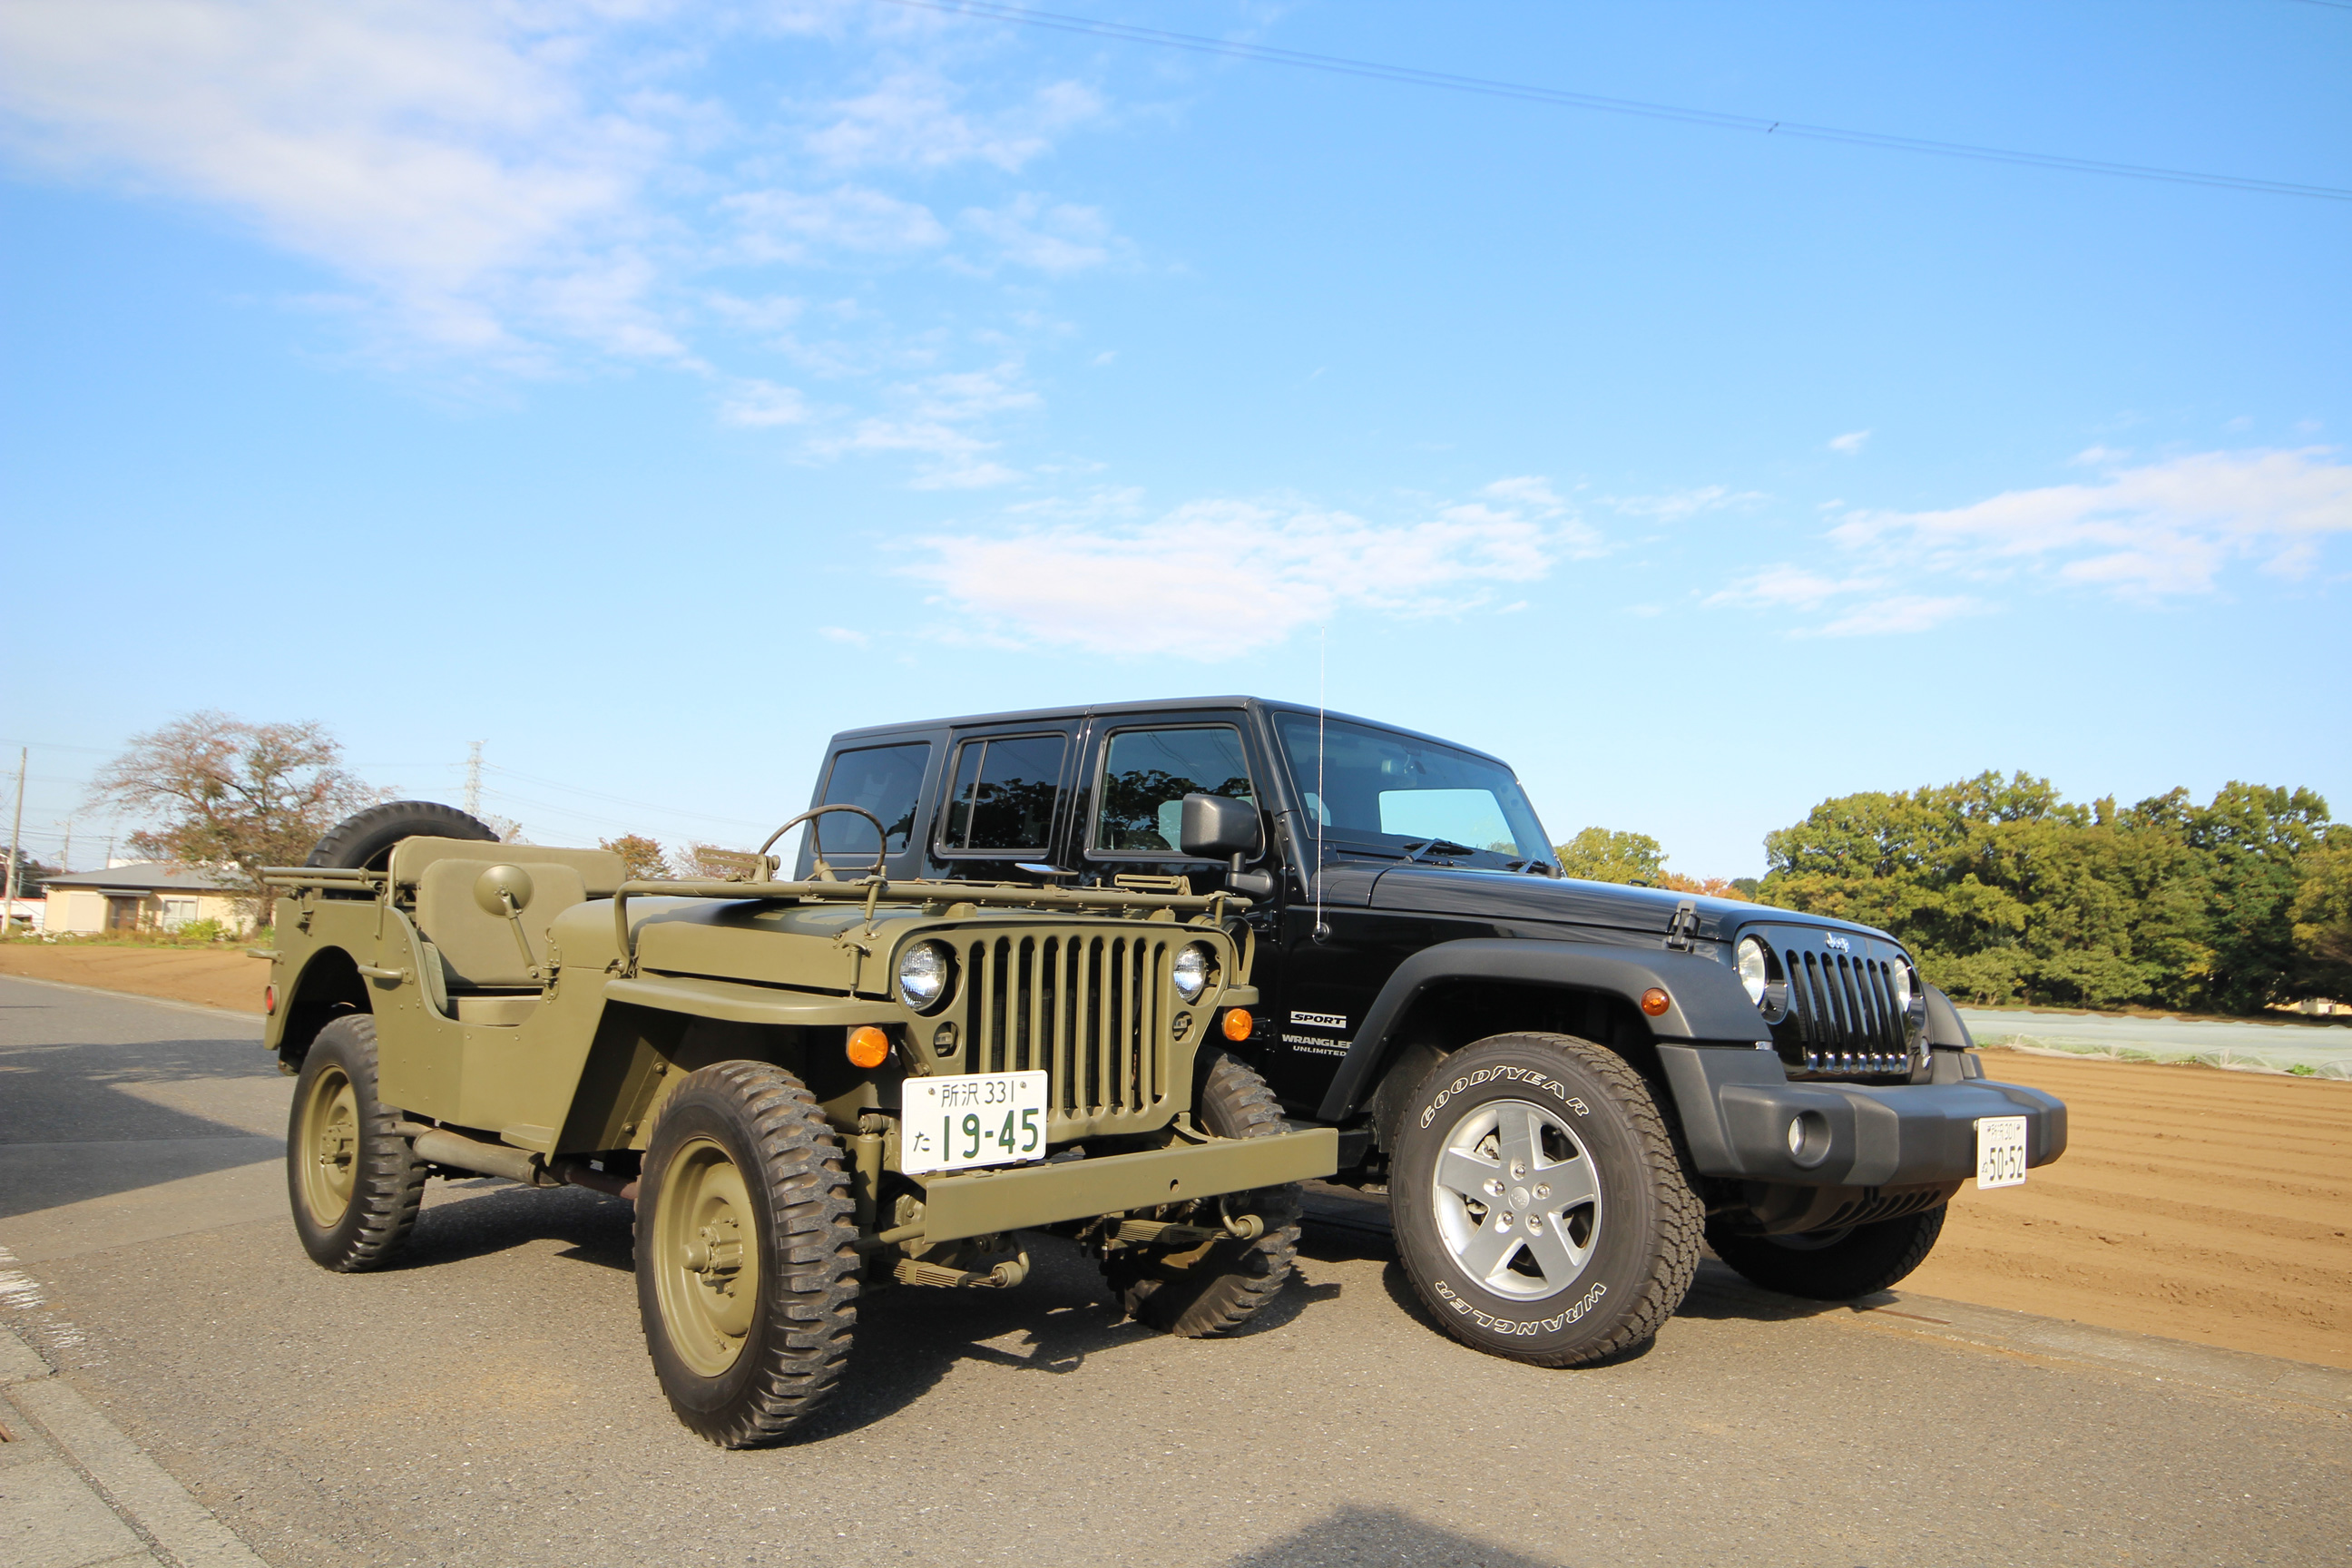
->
[306,800,499,872]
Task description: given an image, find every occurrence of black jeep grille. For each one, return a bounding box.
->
[962,932,1173,1134]
[1777,948,1916,1079]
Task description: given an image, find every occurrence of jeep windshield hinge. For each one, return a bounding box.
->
[1666,897,1700,952]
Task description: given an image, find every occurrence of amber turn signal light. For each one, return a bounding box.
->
[846,1025,891,1069]
[1640,987,1671,1017]
[1221,1008,1254,1043]
[263,984,278,1016]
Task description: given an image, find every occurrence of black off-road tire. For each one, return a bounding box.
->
[306,800,498,872]
[1389,1032,1701,1367]
[1706,1208,1947,1301]
[635,1062,859,1448]
[286,1014,425,1270]
[1102,1050,1304,1337]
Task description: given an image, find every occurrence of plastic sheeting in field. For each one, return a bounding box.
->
[1956,1007,2352,1080]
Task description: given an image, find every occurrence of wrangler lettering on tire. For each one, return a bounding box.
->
[1389,1032,1700,1367]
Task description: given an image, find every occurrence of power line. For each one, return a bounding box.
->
[877,0,2352,201]
[481,764,776,830]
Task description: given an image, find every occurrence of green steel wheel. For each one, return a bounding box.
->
[285,1014,424,1270]
[634,1061,859,1448]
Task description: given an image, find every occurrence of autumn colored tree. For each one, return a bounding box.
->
[85,711,380,925]
[600,834,671,882]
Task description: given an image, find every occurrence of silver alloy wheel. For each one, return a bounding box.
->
[1429,1097,1603,1300]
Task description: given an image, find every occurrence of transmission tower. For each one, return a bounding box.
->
[465,741,484,818]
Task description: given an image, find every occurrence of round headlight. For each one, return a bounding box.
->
[1172,943,1214,1004]
[1736,936,1770,1008]
[1889,957,1916,1014]
[897,941,953,1013]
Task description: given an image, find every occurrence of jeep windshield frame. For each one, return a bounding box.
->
[1268,711,1554,872]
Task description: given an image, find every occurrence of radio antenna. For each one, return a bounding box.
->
[1314,625,1328,942]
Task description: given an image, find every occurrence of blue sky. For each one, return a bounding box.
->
[3,0,2347,878]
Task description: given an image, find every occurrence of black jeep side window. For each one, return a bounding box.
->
[940,733,1067,852]
[818,743,929,856]
[1093,727,1253,853]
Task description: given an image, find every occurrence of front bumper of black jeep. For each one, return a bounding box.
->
[1659,1044,2067,1189]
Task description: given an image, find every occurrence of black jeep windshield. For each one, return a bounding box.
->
[1271,713,1553,870]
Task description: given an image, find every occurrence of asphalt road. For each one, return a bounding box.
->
[2,975,2346,1568]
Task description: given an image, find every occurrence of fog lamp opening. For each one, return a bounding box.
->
[1785,1110,1831,1168]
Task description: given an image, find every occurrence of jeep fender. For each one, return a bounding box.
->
[1313,938,1770,1122]
[1923,983,1974,1050]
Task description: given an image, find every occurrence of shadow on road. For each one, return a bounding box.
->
[383,1177,1350,1445]
[1224,1504,1568,1568]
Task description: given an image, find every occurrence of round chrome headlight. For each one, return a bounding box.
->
[1888,956,1915,1014]
[1736,936,1770,1008]
[1172,943,1214,1004]
[897,941,954,1014]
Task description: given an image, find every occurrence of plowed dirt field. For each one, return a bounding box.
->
[0,944,263,1013]
[1907,1048,2352,1367]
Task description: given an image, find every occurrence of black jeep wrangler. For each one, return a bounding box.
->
[799,696,2065,1365]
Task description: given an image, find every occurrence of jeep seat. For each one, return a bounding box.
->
[413,858,591,993]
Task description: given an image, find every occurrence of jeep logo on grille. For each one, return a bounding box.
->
[1823,933,1852,952]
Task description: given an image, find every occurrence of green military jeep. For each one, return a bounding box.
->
[260,800,1337,1447]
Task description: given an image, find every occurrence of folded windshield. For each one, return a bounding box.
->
[1271,713,1553,870]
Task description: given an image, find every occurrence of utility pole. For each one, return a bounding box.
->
[465,741,484,818]
[3,748,24,932]
[57,821,71,873]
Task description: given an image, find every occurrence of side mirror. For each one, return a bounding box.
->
[1180,794,1275,899]
[1179,793,1260,859]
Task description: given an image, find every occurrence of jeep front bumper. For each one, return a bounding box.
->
[1660,1044,2067,1189]
[915,1126,1340,1244]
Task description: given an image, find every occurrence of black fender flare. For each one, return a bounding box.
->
[1313,938,1773,1122]
[1923,983,1974,1049]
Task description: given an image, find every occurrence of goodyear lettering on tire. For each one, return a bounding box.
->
[1419,1064,1591,1129]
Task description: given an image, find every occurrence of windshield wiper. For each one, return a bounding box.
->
[1399,838,1478,864]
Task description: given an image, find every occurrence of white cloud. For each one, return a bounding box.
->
[724,184,948,259]
[0,0,662,353]
[1831,446,2352,597]
[1603,485,1762,522]
[719,378,810,427]
[1812,595,1983,637]
[908,483,1581,658]
[1828,430,1870,455]
[1704,565,1877,612]
[804,73,1102,172]
[961,193,1114,272]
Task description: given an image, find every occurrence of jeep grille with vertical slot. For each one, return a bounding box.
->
[1773,947,1917,1079]
[961,931,1177,1139]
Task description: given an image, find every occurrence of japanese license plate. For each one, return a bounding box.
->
[900,1071,1049,1177]
[1975,1115,2028,1190]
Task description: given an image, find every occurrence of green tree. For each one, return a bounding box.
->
[85,711,380,926]
[2291,833,2352,995]
[1553,827,1666,886]
[1760,771,2335,1014]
